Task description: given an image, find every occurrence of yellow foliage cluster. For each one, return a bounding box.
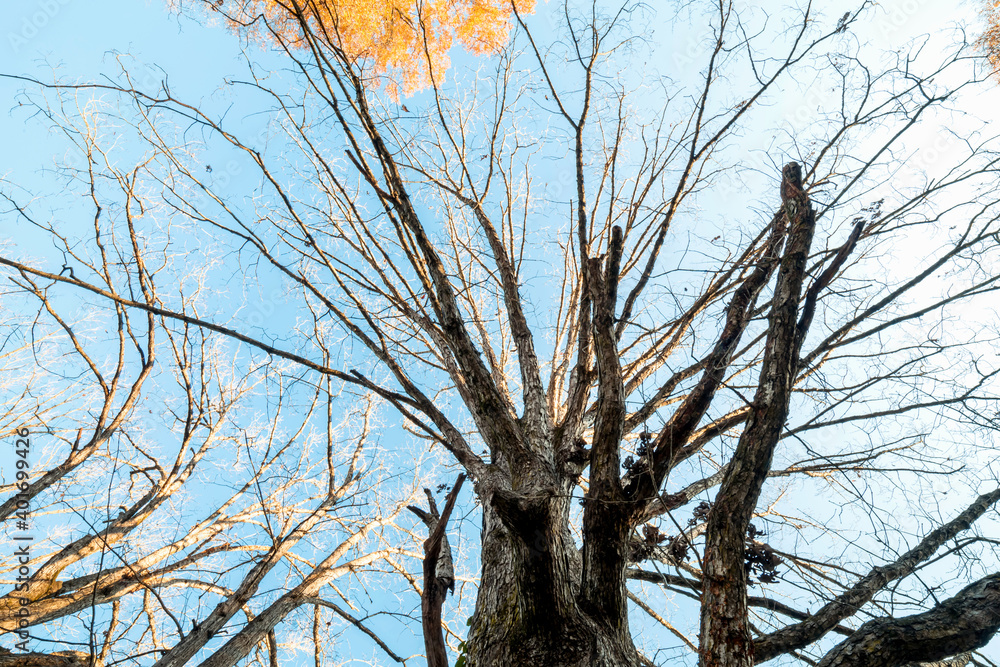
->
[220,0,534,96]
[977,0,1000,75]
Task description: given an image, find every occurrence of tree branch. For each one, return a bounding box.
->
[816,575,1000,667]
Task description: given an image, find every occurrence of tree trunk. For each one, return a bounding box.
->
[699,163,817,667]
[0,651,92,667]
[465,491,640,667]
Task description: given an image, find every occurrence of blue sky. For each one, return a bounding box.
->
[0,5,436,662]
[4,0,1000,664]
[1,1,251,246]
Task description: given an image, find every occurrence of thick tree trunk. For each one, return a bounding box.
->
[465,227,641,667]
[466,494,640,667]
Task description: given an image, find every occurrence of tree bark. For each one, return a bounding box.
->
[699,163,816,667]
[0,651,92,667]
[466,493,641,667]
[816,574,1000,667]
[413,475,465,667]
[905,655,971,667]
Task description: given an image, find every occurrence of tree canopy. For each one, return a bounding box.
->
[199,0,534,94]
[978,0,1000,72]
[2,1,1000,666]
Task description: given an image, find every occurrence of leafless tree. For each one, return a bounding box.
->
[0,104,420,665]
[3,0,1000,666]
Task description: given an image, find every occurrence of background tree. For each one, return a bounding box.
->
[0,102,419,664]
[977,0,1000,74]
[4,1,1000,666]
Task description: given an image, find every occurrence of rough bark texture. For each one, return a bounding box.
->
[816,575,1000,667]
[0,651,92,667]
[699,163,816,667]
[905,654,971,667]
[905,655,972,667]
[755,487,1000,662]
[466,498,640,667]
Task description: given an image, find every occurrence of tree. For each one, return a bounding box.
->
[977,0,1000,74]
[0,247,411,665]
[0,99,415,663]
[190,0,534,95]
[3,1,1000,666]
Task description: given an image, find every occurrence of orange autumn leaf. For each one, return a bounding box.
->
[976,0,1000,77]
[210,0,534,96]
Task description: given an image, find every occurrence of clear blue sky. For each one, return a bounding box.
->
[3,0,1000,664]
